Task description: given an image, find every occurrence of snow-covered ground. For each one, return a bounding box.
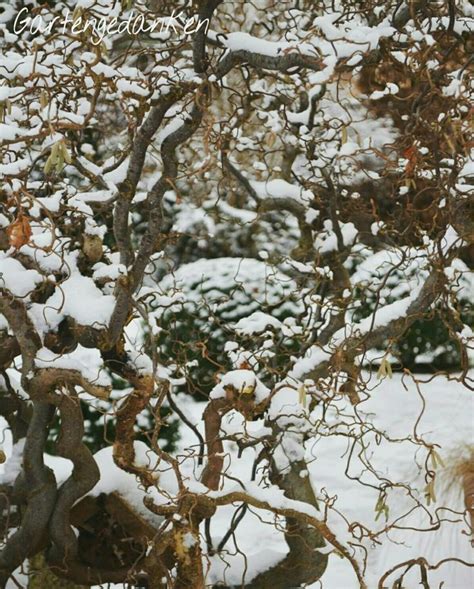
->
[169,372,474,588]
[306,373,474,588]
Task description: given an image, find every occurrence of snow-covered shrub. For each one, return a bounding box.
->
[153,257,303,396]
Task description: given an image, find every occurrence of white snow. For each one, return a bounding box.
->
[30,272,115,332]
[251,178,313,204]
[233,311,283,335]
[210,369,270,403]
[35,346,111,388]
[289,346,332,380]
[314,221,358,254]
[0,256,43,298]
[217,31,318,59]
